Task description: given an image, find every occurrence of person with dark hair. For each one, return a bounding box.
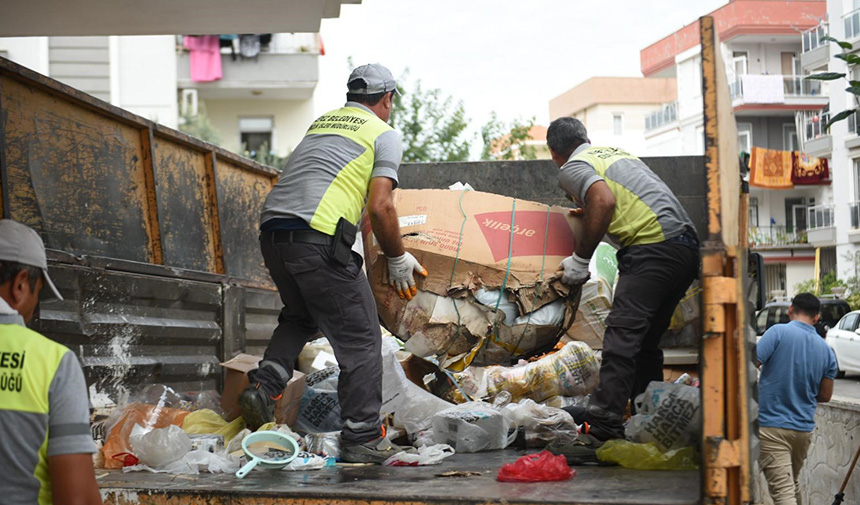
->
[544,117,700,464]
[757,292,836,505]
[0,219,102,505]
[239,63,425,464]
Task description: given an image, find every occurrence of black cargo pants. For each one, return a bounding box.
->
[585,237,700,440]
[248,231,383,444]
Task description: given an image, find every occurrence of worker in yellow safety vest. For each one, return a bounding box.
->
[239,64,425,464]
[0,219,102,505]
[544,117,700,465]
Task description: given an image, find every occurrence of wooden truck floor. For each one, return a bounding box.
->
[98,450,700,505]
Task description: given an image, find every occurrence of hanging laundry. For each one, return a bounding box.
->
[791,152,829,185]
[239,35,261,59]
[184,36,222,82]
[740,75,785,104]
[749,147,794,189]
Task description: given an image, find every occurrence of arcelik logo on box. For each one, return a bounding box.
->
[475,211,576,262]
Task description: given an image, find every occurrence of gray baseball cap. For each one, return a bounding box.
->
[347,63,398,95]
[0,219,63,300]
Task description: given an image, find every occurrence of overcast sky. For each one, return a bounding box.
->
[313,0,728,139]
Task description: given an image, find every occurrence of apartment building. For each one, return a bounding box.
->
[549,77,677,156]
[640,0,829,297]
[0,32,324,159]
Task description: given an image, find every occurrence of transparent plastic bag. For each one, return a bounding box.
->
[124,449,240,475]
[102,399,190,469]
[483,342,600,403]
[503,399,577,448]
[294,366,342,434]
[496,451,575,482]
[381,336,411,416]
[431,401,516,453]
[384,444,455,466]
[304,432,341,459]
[393,381,454,435]
[626,381,701,452]
[129,424,192,468]
[596,440,698,470]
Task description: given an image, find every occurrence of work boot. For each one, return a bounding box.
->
[238,384,278,431]
[341,432,413,464]
[546,433,617,466]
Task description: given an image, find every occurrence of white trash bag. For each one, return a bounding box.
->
[625,381,701,452]
[431,401,516,453]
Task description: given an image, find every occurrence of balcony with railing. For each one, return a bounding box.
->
[177,33,320,99]
[749,226,808,248]
[807,204,836,246]
[801,109,832,157]
[645,102,678,133]
[846,9,860,40]
[729,75,828,109]
[801,23,829,70]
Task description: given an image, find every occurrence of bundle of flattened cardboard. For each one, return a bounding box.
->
[362,189,583,371]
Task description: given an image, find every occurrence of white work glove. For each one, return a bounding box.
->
[559,253,590,287]
[387,252,428,301]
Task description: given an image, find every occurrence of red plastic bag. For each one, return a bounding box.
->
[497,451,575,482]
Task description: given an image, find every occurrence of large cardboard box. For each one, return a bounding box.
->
[220,354,306,426]
[362,189,583,370]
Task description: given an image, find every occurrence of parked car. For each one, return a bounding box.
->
[826,310,860,378]
[755,296,850,340]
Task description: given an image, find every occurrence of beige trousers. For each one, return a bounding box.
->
[759,426,813,505]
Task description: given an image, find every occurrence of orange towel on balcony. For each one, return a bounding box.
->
[749,147,794,189]
[791,152,829,185]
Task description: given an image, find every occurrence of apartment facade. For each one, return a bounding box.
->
[549,76,677,156]
[0,32,323,159]
[640,0,830,297]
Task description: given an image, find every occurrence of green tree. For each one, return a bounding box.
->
[794,271,845,297]
[480,112,537,160]
[389,77,472,162]
[806,35,860,130]
[178,103,221,146]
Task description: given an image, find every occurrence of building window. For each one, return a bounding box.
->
[784,197,806,233]
[783,125,798,152]
[613,114,623,135]
[749,196,759,227]
[239,117,274,157]
[738,127,751,154]
[765,264,787,298]
[732,52,748,77]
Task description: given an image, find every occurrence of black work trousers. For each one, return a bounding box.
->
[586,239,700,440]
[248,233,383,444]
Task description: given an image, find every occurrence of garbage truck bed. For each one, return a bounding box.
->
[98,450,699,505]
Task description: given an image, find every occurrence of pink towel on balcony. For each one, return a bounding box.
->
[749,147,794,189]
[184,35,222,82]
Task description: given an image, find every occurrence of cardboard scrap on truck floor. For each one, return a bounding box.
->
[362,189,584,371]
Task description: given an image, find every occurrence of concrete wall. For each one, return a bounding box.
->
[204,98,316,156]
[755,399,860,505]
[575,103,663,156]
[0,36,48,74]
[398,156,708,241]
[785,262,816,296]
[113,36,177,128]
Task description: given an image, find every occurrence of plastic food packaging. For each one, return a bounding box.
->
[393,381,454,435]
[384,444,455,466]
[458,341,600,404]
[283,451,335,471]
[541,395,588,410]
[431,401,516,453]
[129,424,192,468]
[596,440,698,470]
[189,434,224,453]
[626,381,701,452]
[562,277,613,350]
[304,432,341,459]
[496,451,575,482]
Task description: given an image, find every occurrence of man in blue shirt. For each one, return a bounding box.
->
[757,293,836,505]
